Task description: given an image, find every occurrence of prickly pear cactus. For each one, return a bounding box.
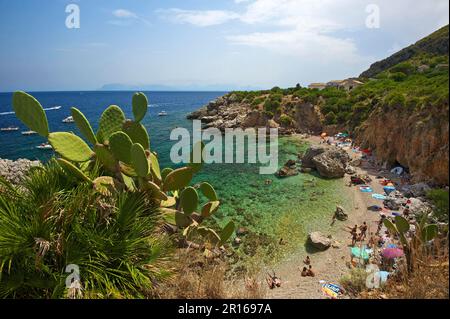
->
[199,182,218,201]
[123,121,150,150]
[109,131,133,164]
[48,132,94,162]
[132,92,148,122]
[97,105,126,143]
[94,144,117,171]
[12,91,49,137]
[219,221,235,246]
[180,187,198,215]
[71,107,97,145]
[162,167,193,192]
[57,158,92,183]
[130,143,149,178]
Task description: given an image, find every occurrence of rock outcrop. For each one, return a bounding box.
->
[308,232,332,251]
[0,158,41,184]
[300,146,351,178]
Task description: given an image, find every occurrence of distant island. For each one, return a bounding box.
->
[99,83,264,92]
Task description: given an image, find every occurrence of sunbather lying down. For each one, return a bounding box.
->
[266,271,281,289]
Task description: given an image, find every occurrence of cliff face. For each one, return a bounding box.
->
[355,105,449,185]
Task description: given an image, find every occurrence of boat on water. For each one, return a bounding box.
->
[158,111,168,116]
[22,130,37,136]
[36,143,53,150]
[62,116,74,123]
[1,126,19,132]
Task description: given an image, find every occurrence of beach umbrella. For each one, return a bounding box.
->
[321,283,342,299]
[351,247,371,260]
[383,186,396,195]
[382,248,404,259]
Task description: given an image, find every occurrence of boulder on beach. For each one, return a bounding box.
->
[300,146,350,178]
[308,231,332,251]
[300,146,325,168]
[312,148,351,178]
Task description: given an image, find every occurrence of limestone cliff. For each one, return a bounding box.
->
[355,104,449,185]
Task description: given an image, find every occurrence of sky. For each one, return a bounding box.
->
[0,0,448,92]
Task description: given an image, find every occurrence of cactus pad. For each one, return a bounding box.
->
[48,132,94,162]
[57,158,92,183]
[71,107,97,145]
[132,92,148,122]
[162,167,193,192]
[199,182,218,201]
[12,91,49,137]
[201,201,220,218]
[130,143,149,177]
[149,152,162,181]
[109,131,133,164]
[180,187,198,215]
[123,121,150,150]
[93,176,116,197]
[97,105,126,143]
[219,221,235,246]
[161,168,173,181]
[94,144,117,171]
[142,180,168,201]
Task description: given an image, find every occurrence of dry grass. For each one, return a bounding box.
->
[361,236,449,299]
[384,237,449,299]
[155,249,266,299]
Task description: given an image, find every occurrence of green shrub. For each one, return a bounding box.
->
[340,268,368,296]
[391,62,415,75]
[390,72,407,82]
[279,114,294,126]
[427,189,449,222]
[325,111,337,125]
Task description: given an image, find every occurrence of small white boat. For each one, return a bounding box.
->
[22,130,37,136]
[158,111,168,116]
[1,126,19,132]
[36,143,53,150]
[62,116,74,123]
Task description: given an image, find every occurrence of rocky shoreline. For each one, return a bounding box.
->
[0,158,40,184]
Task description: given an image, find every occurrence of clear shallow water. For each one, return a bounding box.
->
[0,91,349,265]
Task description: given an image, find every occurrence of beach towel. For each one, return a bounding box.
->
[372,194,387,200]
[360,186,373,193]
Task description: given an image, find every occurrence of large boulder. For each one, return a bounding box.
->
[311,148,351,178]
[301,146,326,168]
[308,232,332,251]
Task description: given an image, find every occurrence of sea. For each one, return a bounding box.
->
[0,91,352,265]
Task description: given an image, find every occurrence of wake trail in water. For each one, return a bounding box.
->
[0,105,62,116]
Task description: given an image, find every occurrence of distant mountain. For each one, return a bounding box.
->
[99,83,263,92]
[360,24,449,78]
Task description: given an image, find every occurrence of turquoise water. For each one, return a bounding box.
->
[0,91,350,266]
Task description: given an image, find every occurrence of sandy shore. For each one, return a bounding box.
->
[263,135,387,299]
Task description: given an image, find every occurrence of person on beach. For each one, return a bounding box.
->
[301,267,308,277]
[359,222,368,240]
[266,272,281,289]
[351,232,358,246]
[303,256,311,265]
[307,265,315,277]
[377,216,386,235]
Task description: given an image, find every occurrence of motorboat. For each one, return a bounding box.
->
[36,143,53,150]
[158,111,168,116]
[22,130,37,136]
[1,126,19,132]
[62,116,74,123]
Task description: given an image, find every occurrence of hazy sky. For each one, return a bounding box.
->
[0,0,448,92]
